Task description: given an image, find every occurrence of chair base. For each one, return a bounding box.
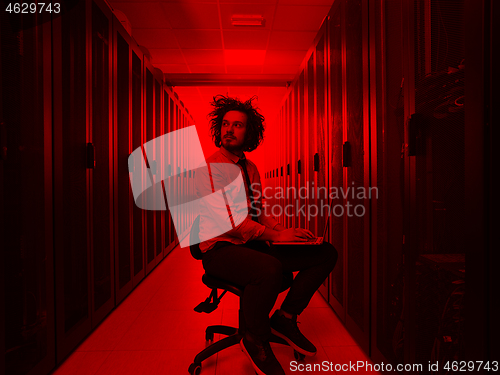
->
[189,322,304,374]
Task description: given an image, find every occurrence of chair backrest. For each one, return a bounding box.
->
[189,215,204,260]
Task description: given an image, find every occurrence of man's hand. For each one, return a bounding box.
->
[275,228,315,242]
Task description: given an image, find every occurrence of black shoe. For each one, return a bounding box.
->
[270,311,317,356]
[240,334,285,375]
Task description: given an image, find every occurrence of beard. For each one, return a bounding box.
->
[222,138,244,152]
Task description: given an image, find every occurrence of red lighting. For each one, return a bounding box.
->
[224,50,266,66]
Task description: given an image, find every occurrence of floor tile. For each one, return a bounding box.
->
[52,351,111,375]
[55,245,376,375]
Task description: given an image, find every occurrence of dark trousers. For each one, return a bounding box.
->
[201,239,338,342]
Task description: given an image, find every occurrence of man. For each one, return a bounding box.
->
[195,95,338,375]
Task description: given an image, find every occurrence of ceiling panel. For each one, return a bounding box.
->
[218,0,278,4]
[108,0,334,137]
[222,29,270,50]
[131,29,179,49]
[111,2,169,29]
[189,64,227,73]
[219,3,276,30]
[154,63,190,73]
[255,86,288,97]
[263,49,307,65]
[149,49,184,64]
[226,65,264,74]
[172,86,200,97]
[160,2,220,29]
[183,49,225,65]
[262,65,301,75]
[267,30,317,50]
[174,29,223,49]
[278,0,335,4]
[162,0,217,3]
[273,5,330,31]
[225,49,266,65]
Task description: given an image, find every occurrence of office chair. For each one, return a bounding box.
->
[188,215,305,375]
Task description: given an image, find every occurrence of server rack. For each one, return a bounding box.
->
[2,1,195,372]
[274,0,376,356]
[143,55,155,275]
[130,38,146,287]
[1,9,55,375]
[52,0,92,362]
[162,85,172,258]
[89,0,115,330]
[53,0,116,361]
[113,14,134,304]
[327,0,346,326]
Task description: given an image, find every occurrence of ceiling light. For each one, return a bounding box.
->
[231,15,265,27]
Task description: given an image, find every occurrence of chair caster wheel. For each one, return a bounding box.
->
[294,350,305,361]
[205,331,214,341]
[188,362,202,375]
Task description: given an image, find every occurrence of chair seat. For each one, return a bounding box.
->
[202,274,245,296]
[202,270,293,298]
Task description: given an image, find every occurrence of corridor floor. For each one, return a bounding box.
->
[51,245,378,374]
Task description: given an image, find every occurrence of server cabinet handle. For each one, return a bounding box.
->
[287,163,290,176]
[297,159,301,174]
[313,152,319,171]
[86,142,95,169]
[0,121,6,161]
[342,141,351,167]
[408,113,425,156]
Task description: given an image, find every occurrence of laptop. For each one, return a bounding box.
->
[271,199,332,246]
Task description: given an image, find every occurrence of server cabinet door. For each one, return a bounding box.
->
[291,82,299,230]
[286,96,292,230]
[154,76,163,264]
[306,53,315,238]
[167,96,176,250]
[343,0,370,351]
[52,2,91,362]
[90,0,115,326]
[144,63,156,274]
[53,0,92,361]
[1,11,55,375]
[369,0,405,365]
[297,72,306,230]
[404,0,467,366]
[328,3,346,323]
[131,45,145,286]
[327,0,346,321]
[114,23,134,304]
[314,28,329,300]
[162,88,172,257]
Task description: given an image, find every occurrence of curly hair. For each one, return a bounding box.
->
[208,95,265,152]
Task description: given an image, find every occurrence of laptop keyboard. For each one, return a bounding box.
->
[305,237,321,243]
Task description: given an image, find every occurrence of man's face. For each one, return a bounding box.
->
[221,111,248,152]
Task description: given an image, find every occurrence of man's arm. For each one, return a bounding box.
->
[256,226,316,242]
[196,162,269,243]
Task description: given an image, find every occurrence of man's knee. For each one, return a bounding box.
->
[321,242,338,271]
[253,256,283,284]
